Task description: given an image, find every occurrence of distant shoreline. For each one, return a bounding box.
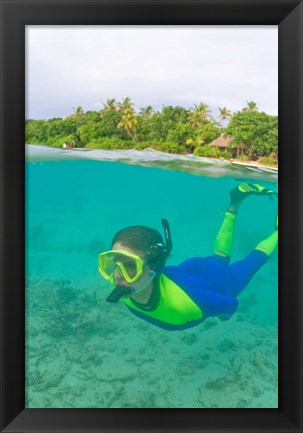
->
[26,144,278,182]
[69,146,278,171]
[221,158,278,171]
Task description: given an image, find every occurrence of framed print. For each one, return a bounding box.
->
[0,0,302,432]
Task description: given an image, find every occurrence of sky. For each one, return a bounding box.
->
[25,26,278,120]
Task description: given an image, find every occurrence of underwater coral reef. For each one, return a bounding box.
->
[25,276,278,408]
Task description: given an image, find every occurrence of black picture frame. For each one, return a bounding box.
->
[0,0,302,432]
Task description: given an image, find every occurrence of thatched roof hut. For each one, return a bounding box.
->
[210,134,233,149]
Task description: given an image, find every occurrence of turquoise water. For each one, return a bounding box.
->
[25,148,278,408]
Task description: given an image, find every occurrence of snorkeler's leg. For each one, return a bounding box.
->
[213,182,247,258]
[228,226,278,297]
[213,183,248,257]
[255,230,278,256]
[214,210,237,258]
[214,182,277,259]
[213,182,249,257]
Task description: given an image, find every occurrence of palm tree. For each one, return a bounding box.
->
[218,107,232,124]
[117,112,138,142]
[72,106,84,121]
[188,102,211,128]
[117,97,134,112]
[71,106,85,146]
[99,98,117,118]
[243,101,259,112]
[117,97,138,141]
[139,105,154,121]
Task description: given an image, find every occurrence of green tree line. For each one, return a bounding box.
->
[25,98,278,167]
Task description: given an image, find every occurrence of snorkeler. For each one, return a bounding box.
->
[98,182,278,330]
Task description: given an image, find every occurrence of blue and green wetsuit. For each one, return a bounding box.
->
[123,211,278,331]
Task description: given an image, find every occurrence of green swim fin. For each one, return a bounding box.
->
[230,181,277,204]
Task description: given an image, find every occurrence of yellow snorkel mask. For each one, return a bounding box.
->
[98,250,145,284]
[98,219,173,303]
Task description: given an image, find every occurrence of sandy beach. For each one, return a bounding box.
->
[212,156,278,171]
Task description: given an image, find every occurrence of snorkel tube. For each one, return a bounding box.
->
[106,269,157,303]
[106,285,134,303]
[106,219,173,303]
[161,218,173,256]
